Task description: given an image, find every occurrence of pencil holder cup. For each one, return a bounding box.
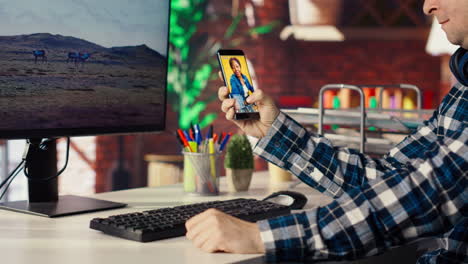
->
[183,152,221,195]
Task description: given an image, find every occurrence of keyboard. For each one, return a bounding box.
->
[90,198,290,242]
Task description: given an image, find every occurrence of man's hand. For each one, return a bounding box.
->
[218,71,279,138]
[185,208,266,254]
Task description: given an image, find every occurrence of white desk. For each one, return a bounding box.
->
[0,171,332,264]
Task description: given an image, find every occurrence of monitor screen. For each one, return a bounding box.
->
[0,0,170,139]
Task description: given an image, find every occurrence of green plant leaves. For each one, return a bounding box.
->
[199,113,218,128]
[248,21,281,35]
[192,64,212,91]
[224,134,254,169]
[179,101,206,129]
[224,13,244,39]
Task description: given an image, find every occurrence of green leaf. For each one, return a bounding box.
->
[224,12,244,39]
[179,101,207,129]
[180,46,190,61]
[191,64,212,94]
[249,21,281,35]
[172,0,190,9]
[199,113,218,128]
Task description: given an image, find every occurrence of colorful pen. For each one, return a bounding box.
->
[189,128,195,141]
[218,132,226,145]
[183,130,191,142]
[175,132,185,150]
[194,124,202,145]
[208,137,216,182]
[206,125,213,140]
[218,133,231,152]
[189,141,198,153]
[177,129,193,152]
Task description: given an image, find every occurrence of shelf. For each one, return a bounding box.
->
[280,26,430,41]
[282,107,433,132]
[280,25,345,41]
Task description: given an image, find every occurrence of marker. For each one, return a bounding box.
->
[177,129,193,152]
[194,124,202,145]
[183,130,191,142]
[192,124,198,144]
[208,138,216,182]
[175,132,186,150]
[189,141,198,153]
[219,133,231,152]
[189,128,195,141]
[206,125,213,139]
[218,132,226,145]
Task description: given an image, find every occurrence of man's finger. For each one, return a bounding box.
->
[192,225,218,250]
[186,208,220,231]
[226,107,236,121]
[218,71,224,82]
[221,98,236,113]
[218,86,229,101]
[186,210,218,241]
[226,109,244,130]
[246,89,265,104]
[187,218,212,242]
[200,235,222,253]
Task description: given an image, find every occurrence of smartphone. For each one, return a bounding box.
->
[217,49,260,120]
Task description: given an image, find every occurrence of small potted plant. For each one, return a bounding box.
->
[224,134,254,192]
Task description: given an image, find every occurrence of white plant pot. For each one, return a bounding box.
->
[226,168,253,192]
[268,163,292,184]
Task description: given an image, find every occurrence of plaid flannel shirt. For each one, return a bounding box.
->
[254,83,467,263]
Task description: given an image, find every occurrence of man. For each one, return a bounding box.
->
[185,0,467,263]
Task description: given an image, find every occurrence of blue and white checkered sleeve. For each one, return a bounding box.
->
[253,108,444,199]
[417,218,468,263]
[257,209,326,262]
[257,127,467,262]
[253,112,395,198]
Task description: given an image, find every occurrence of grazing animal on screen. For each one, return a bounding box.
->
[74,52,91,68]
[67,52,79,64]
[79,52,90,63]
[32,50,47,64]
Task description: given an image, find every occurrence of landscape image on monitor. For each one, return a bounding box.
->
[0,0,169,135]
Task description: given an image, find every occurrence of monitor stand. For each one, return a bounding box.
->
[0,138,126,217]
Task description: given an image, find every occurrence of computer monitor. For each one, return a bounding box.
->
[0,0,171,217]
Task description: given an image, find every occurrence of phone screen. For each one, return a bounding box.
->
[219,55,259,114]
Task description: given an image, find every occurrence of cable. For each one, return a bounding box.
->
[24,137,70,182]
[0,141,28,201]
[0,161,24,201]
[0,139,31,201]
[0,160,25,191]
[0,137,70,201]
[57,137,70,177]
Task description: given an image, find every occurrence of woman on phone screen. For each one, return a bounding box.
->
[229,57,255,113]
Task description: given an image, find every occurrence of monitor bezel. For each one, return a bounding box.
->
[0,0,171,140]
[0,124,166,140]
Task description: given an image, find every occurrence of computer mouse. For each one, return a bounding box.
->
[262,190,308,210]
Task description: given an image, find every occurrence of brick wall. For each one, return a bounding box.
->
[95,0,442,192]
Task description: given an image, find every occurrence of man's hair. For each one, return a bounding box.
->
[229,57,241,70]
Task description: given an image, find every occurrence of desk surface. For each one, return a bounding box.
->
[0,171,332,264]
